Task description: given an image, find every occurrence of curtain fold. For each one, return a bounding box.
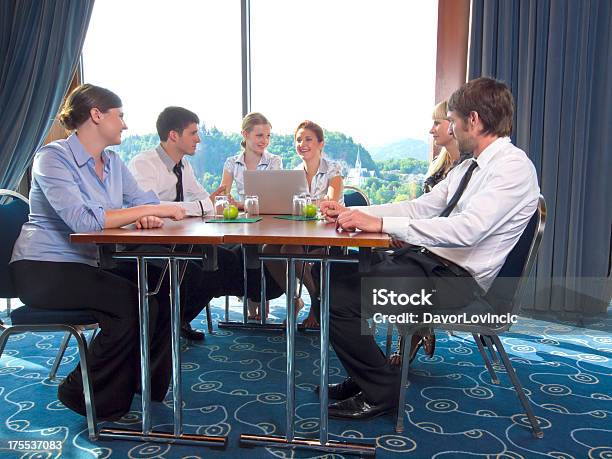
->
[0,0,94,191]
[469,0,611,315]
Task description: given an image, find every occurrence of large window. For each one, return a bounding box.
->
[251,0,438,201]
[82,0,438,203]
[83,0,242,136]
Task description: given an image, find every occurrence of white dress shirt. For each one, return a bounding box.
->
[128,145,214,216]
[223,150,282,200]
[363,137,540,292]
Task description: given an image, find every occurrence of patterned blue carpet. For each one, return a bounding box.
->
[0,296,610,458]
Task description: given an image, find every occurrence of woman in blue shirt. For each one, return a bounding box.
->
[10,84,185,421]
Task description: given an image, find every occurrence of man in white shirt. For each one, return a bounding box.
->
[316,77,540,420]
[129,107,229,341]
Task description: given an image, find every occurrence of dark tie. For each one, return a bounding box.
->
[439,160,478,217]
[391,159,478,258]
[173,162,184,202]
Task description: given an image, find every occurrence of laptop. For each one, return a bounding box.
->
[243,170,309,214]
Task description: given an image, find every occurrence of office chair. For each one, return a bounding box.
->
[343,185,370,207]
[394,195,546,438]
[0,189,99,439]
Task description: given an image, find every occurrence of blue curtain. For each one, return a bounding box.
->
[469,0,611,315]
[0,0,94,191]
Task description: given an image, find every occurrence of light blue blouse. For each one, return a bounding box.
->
[11,133,159,266]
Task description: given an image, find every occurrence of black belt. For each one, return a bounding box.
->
[417,247,471,277]
[391,245,471,278]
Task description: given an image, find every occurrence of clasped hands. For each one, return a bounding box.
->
[319,200,383,233]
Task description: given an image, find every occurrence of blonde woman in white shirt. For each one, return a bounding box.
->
[220,112,283,206]
[265,120,344,329]
[220,112,282,320]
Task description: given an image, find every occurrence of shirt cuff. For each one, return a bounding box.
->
[381,216,409,240]
[181,200,214,217]
[85,201,106,230]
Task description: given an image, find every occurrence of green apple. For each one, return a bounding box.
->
[223,205,239,220]
[303,203,317,218]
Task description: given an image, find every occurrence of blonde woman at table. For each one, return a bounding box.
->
[389,100,471,366]
[220,112,283,320]
[9,84,187,421]
[220,112,283,206]
[264,120,344,328]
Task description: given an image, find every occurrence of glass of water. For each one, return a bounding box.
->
[292,194,305,216]
[244,195,259,217]
[214,195,229,218]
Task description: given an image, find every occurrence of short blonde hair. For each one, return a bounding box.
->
[241,112,271,149]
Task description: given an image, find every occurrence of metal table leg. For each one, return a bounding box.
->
[239,255,376,456]
[218,245,284,331]
[99,256,227,448]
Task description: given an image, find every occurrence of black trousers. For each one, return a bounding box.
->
[312,248,479,407]
[10,259,173,419]
[129,245,284,326]
[198,244,284,306]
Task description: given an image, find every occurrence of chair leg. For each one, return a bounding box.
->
[224,296,230,322]
[49,332,72,380]
[6,298,11,317]
[395,332,411,433]
[0,329,12,358]
[385,325,393,357]
[88,328,98,344]
[482,335,499,364]
[205,302,214,334]
[72,329,98,440]
[490,335,543,438]
[473,333,499,384]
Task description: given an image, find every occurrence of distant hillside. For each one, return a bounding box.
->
[368,138,430,161]
[114,125,378,183]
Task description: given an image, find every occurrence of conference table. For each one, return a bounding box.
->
[71,215,390,455]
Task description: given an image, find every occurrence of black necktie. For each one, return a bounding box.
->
[439,160,478,217]
[173,162,183,202]
[391,159,478,258]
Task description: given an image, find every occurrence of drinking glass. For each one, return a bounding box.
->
[292,194,305,216]
[214,195,229,218]
[245,195,259,217]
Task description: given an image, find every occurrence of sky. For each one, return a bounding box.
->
[82,0,438,149]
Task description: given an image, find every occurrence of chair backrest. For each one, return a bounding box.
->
[343,185,370,207]
[484,195,546,314]
[0,189,29,298]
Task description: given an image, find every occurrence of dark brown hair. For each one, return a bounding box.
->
[294,120,324,142]
[448,77,514,137]
[59,84,122,131]
[156,106,199,141]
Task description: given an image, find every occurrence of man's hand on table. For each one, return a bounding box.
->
[319,200,383,233]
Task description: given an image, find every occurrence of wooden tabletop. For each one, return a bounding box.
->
[222,216,390,247]
[71,215,390,248]
[70,218,225,245]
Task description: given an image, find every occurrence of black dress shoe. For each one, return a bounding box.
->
[315,376,361,400]
[180,322,205,341]
[328,392,395,420]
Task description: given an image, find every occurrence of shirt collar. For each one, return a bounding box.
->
[68,133,111,167]
[474,136,510,169]
[156,144,181,172]
[299,155,330,176]
[235,149,273,167]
